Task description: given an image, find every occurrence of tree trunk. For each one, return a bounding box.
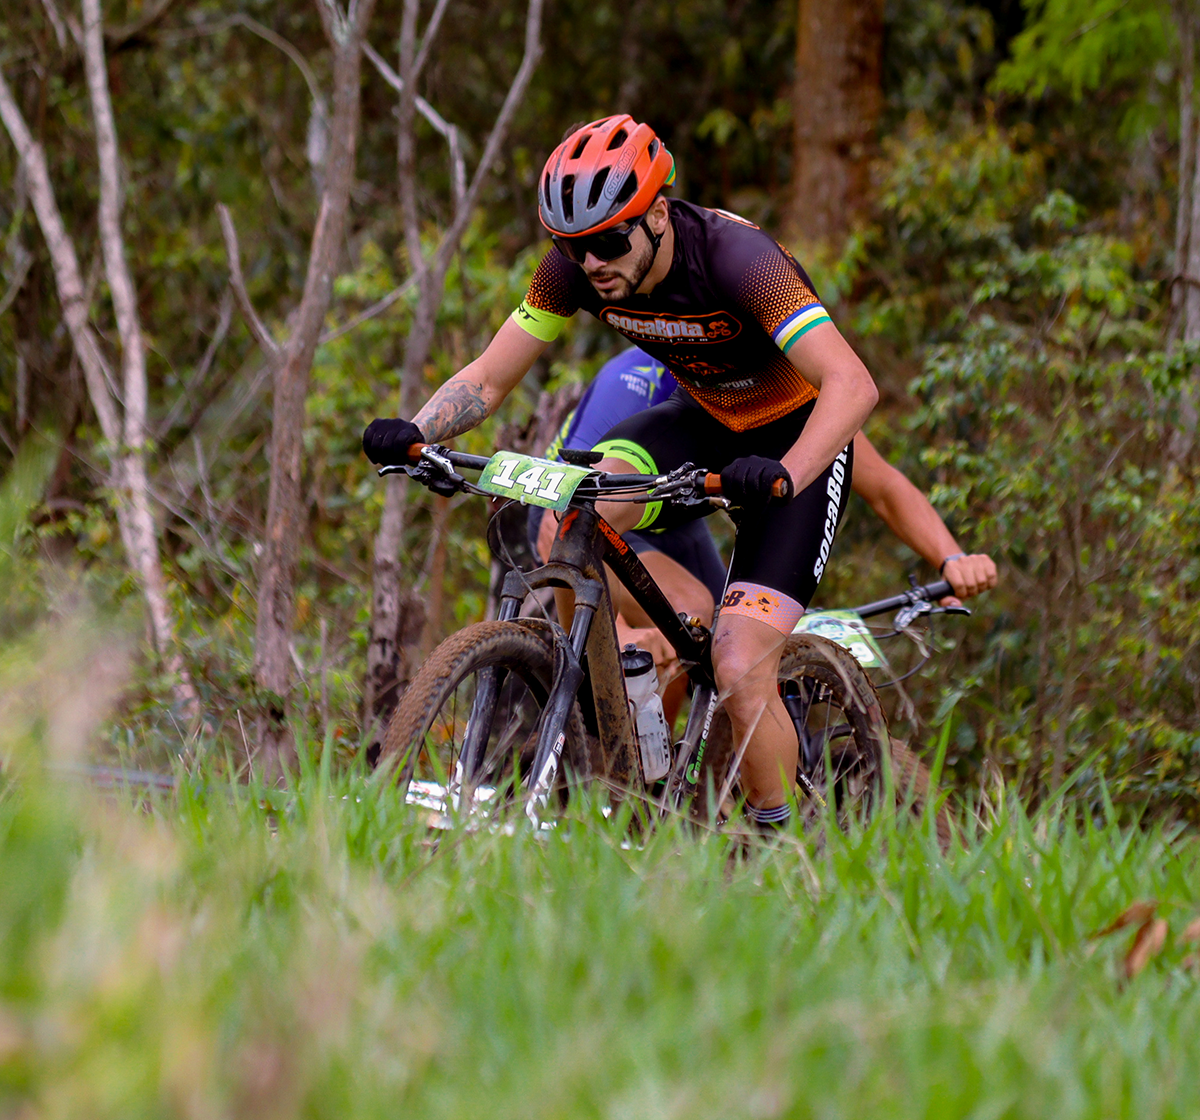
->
[790,0,885,250]
[1174,0,1196,335]
[1177,0,1200,343]
[252,0,378,778]
[81,0,199,720]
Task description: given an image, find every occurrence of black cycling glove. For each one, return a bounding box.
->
[362,417,425,466]
[720,456,794,509]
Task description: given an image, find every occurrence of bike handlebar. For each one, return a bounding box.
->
[384,448,806,506]
[702,473,789,500]
[851,580,953,619]
[398,443,493,471]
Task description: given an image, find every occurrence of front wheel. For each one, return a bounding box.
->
[380,620,595,824]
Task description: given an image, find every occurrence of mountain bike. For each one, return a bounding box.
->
[378,442,964,835]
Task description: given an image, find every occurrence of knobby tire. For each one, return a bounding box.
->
[381,620,595,819]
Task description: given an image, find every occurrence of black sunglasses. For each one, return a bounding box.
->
[551,215,651,264]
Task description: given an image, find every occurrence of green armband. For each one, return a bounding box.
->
[511,300,569,342]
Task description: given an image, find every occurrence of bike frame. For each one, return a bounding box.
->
[474,498,721,818]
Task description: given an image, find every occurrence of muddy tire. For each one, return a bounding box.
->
[381,620,595,819]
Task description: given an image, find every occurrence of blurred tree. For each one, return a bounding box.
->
[217,0,378,778]
[790,0,885,249]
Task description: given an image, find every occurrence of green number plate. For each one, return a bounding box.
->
[477,451,593,511]
[794,609,887,669]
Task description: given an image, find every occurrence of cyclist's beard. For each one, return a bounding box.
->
[585,238,656,302]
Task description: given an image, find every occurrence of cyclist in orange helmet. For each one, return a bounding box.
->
[364,115,881,832]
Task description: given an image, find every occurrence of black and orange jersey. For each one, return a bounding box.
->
[510,200,833,431]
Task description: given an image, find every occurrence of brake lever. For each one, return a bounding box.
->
[894,600,933,630]
[376,445,464,495]
[895,599,971,629]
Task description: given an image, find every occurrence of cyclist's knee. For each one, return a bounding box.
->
[594,456,646,533]
[712,618,784,710]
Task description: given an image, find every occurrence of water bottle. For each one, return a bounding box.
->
[621,644,671,782]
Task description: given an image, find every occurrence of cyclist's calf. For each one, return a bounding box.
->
[711,614,797,810]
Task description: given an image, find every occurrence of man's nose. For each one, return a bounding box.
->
[582,252,606,270]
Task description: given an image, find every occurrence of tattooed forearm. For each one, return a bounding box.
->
[413,377,490,442]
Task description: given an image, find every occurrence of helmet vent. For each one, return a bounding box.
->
[606,128,628,151]
[647,138,659,160]
[570,133,590,160]
[614,171,638,206]
[561,174,576,222]
[587,166,610,209]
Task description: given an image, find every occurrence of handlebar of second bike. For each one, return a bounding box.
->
[851,580,954,619]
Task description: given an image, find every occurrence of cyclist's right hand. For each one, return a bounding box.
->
[362,417,424,465]
[940,552,997,605]
[719,456,794,509]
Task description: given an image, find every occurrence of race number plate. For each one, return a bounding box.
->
[794,609,887,669]
[477,451,593,512]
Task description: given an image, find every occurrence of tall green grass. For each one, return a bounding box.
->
[2,620,1198,1119]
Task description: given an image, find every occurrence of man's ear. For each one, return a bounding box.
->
[646,194,670,234]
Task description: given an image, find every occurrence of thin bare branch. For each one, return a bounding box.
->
[82,0,149,450]
[436,0,544,261]
[0,242,32,318]
[315,0,345,44]
[397,0,423,276]
[411,0,452,83]
[158,287,233,438]
[105,0,182,47]
[216,203,280,359]
[318,273,418,344]
[364,42,466,207]
[230,14,329,127]
[80,0,200,715]
[38,0,69,48]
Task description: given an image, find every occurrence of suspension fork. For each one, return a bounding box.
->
[524,601,595,823]
[454,590,544,800]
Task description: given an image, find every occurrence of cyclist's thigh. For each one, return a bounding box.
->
[594,392,727,532]
[610,546,715,629]
[628,520,727,606]
[720,439,854,632]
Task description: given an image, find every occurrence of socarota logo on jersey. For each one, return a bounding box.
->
[599,308,741,345]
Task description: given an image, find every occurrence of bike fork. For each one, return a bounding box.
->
[525,603,594,826]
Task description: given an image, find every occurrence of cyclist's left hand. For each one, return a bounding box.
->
[720,456,794,509]
[362,417,424,465]
[941,553,997,605]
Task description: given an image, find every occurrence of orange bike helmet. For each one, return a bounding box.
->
[538,115,676,237]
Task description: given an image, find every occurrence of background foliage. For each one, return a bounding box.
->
[0,0,1197,816]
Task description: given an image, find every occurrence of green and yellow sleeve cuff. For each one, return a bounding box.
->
[510,300,569,342]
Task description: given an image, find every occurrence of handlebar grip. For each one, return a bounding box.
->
[702,473,790,498]
[406,442,430,464]
[924,579,953,600]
